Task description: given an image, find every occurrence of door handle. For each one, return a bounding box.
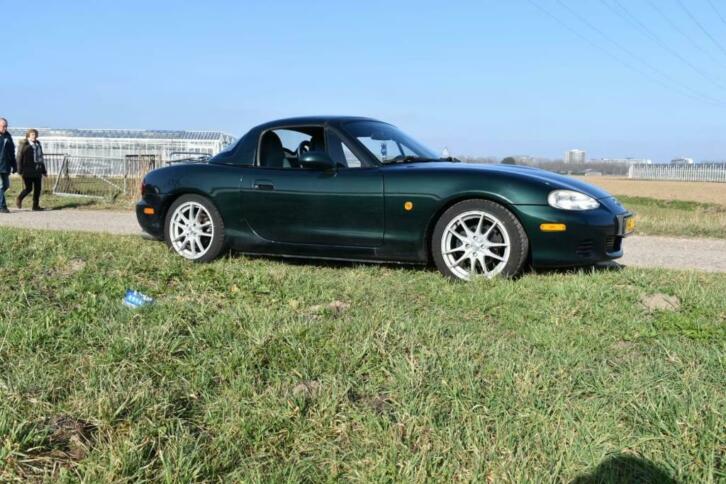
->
[254,183,274,190]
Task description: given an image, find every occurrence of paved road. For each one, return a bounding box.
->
[0,209,725,273]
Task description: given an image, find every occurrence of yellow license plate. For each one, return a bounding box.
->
[624,216,636,235]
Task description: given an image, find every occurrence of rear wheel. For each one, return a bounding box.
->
[432,199,528,280]
[164,194,225,262]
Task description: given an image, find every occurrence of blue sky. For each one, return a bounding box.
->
[3,0,726,161]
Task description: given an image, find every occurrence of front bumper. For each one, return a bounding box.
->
[136,199,164,239]
[516,199,632,268]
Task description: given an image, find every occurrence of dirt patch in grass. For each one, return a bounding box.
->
[45,415,96,459]
[610,340,635,352]
[14,415,97,480]
[348,389,394,416]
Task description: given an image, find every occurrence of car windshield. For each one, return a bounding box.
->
[342,121,438,164]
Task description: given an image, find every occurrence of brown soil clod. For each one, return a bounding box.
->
[308,300,351,317]
[58,259,87,277]
[292,380,323,399]
[640,293,681,312]
[366,394,393,414]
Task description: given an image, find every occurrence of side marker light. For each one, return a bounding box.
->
[540,223,566,232]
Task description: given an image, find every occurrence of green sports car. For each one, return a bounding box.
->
[136,116,634,280]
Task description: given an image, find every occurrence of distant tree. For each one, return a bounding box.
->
[501,156,517,165]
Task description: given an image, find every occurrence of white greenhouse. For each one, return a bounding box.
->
[7,127,235,164]
[6,127,235,197]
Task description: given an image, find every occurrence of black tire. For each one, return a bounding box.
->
[164,194,226,263]
[431,199,529,280]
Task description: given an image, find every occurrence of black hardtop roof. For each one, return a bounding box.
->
[253,116,384,130]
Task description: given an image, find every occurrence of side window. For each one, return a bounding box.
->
[258,126,324,168]
[326,130,365,168]
[275,129,311,152]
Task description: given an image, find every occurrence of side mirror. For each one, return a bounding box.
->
[299,151,335,170]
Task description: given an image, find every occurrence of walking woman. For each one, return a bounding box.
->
[16,128,47,210]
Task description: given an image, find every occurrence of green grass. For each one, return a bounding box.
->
[4,175,136,211]
[0,227,724,482]
[619,196,726,239]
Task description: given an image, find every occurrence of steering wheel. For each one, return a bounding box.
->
[390,154,405,163]
[296,140,312,161]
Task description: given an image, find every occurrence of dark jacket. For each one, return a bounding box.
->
[17,139,46,178]
[0,131,16,174]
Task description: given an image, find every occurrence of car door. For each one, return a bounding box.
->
[241,126,384,247]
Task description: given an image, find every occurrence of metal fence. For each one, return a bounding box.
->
[628,163,726,183]
[45,153,157,198]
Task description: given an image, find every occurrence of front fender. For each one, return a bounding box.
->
[381,169,550,261]
[141,163,246,234]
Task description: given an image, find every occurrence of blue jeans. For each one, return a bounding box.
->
[0,173,9,209]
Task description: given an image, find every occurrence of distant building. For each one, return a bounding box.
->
[670,157,694,165]
[564,149,586,163]
[7,127,235,164]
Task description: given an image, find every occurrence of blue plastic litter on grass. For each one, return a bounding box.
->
[123,289,154,309]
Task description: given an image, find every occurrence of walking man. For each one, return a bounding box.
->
[0,117,17,213]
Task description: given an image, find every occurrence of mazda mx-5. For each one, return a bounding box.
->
[137,116,634,280]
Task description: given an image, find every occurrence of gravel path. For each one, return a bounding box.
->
[0,208,140,235]
[620,235,726,273]
[0,209,724,273]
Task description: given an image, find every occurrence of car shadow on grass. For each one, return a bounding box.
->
[225,251,434,273]
[224,250,624,278]
[532,260,624,276]
[571,453,679,483]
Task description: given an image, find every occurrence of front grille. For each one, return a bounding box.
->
[605,235,616,252]
[605,235,622,254]
[576,239,594,257]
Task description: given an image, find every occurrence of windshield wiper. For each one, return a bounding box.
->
[383,156,434,164]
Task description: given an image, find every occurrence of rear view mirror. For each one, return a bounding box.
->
[370,131,390,141]
[299,151,335,170]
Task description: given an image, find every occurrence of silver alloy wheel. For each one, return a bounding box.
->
[440,210,511,280]
[169,201,215,260]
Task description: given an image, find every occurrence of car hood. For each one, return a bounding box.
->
[388,162,613,199]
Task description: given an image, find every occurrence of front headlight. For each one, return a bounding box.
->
[547,190,600,210]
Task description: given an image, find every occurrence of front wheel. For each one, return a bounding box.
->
[432,199,529,281]
[164,194,226,262]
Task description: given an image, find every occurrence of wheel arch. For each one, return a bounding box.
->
[424,194,531,263]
